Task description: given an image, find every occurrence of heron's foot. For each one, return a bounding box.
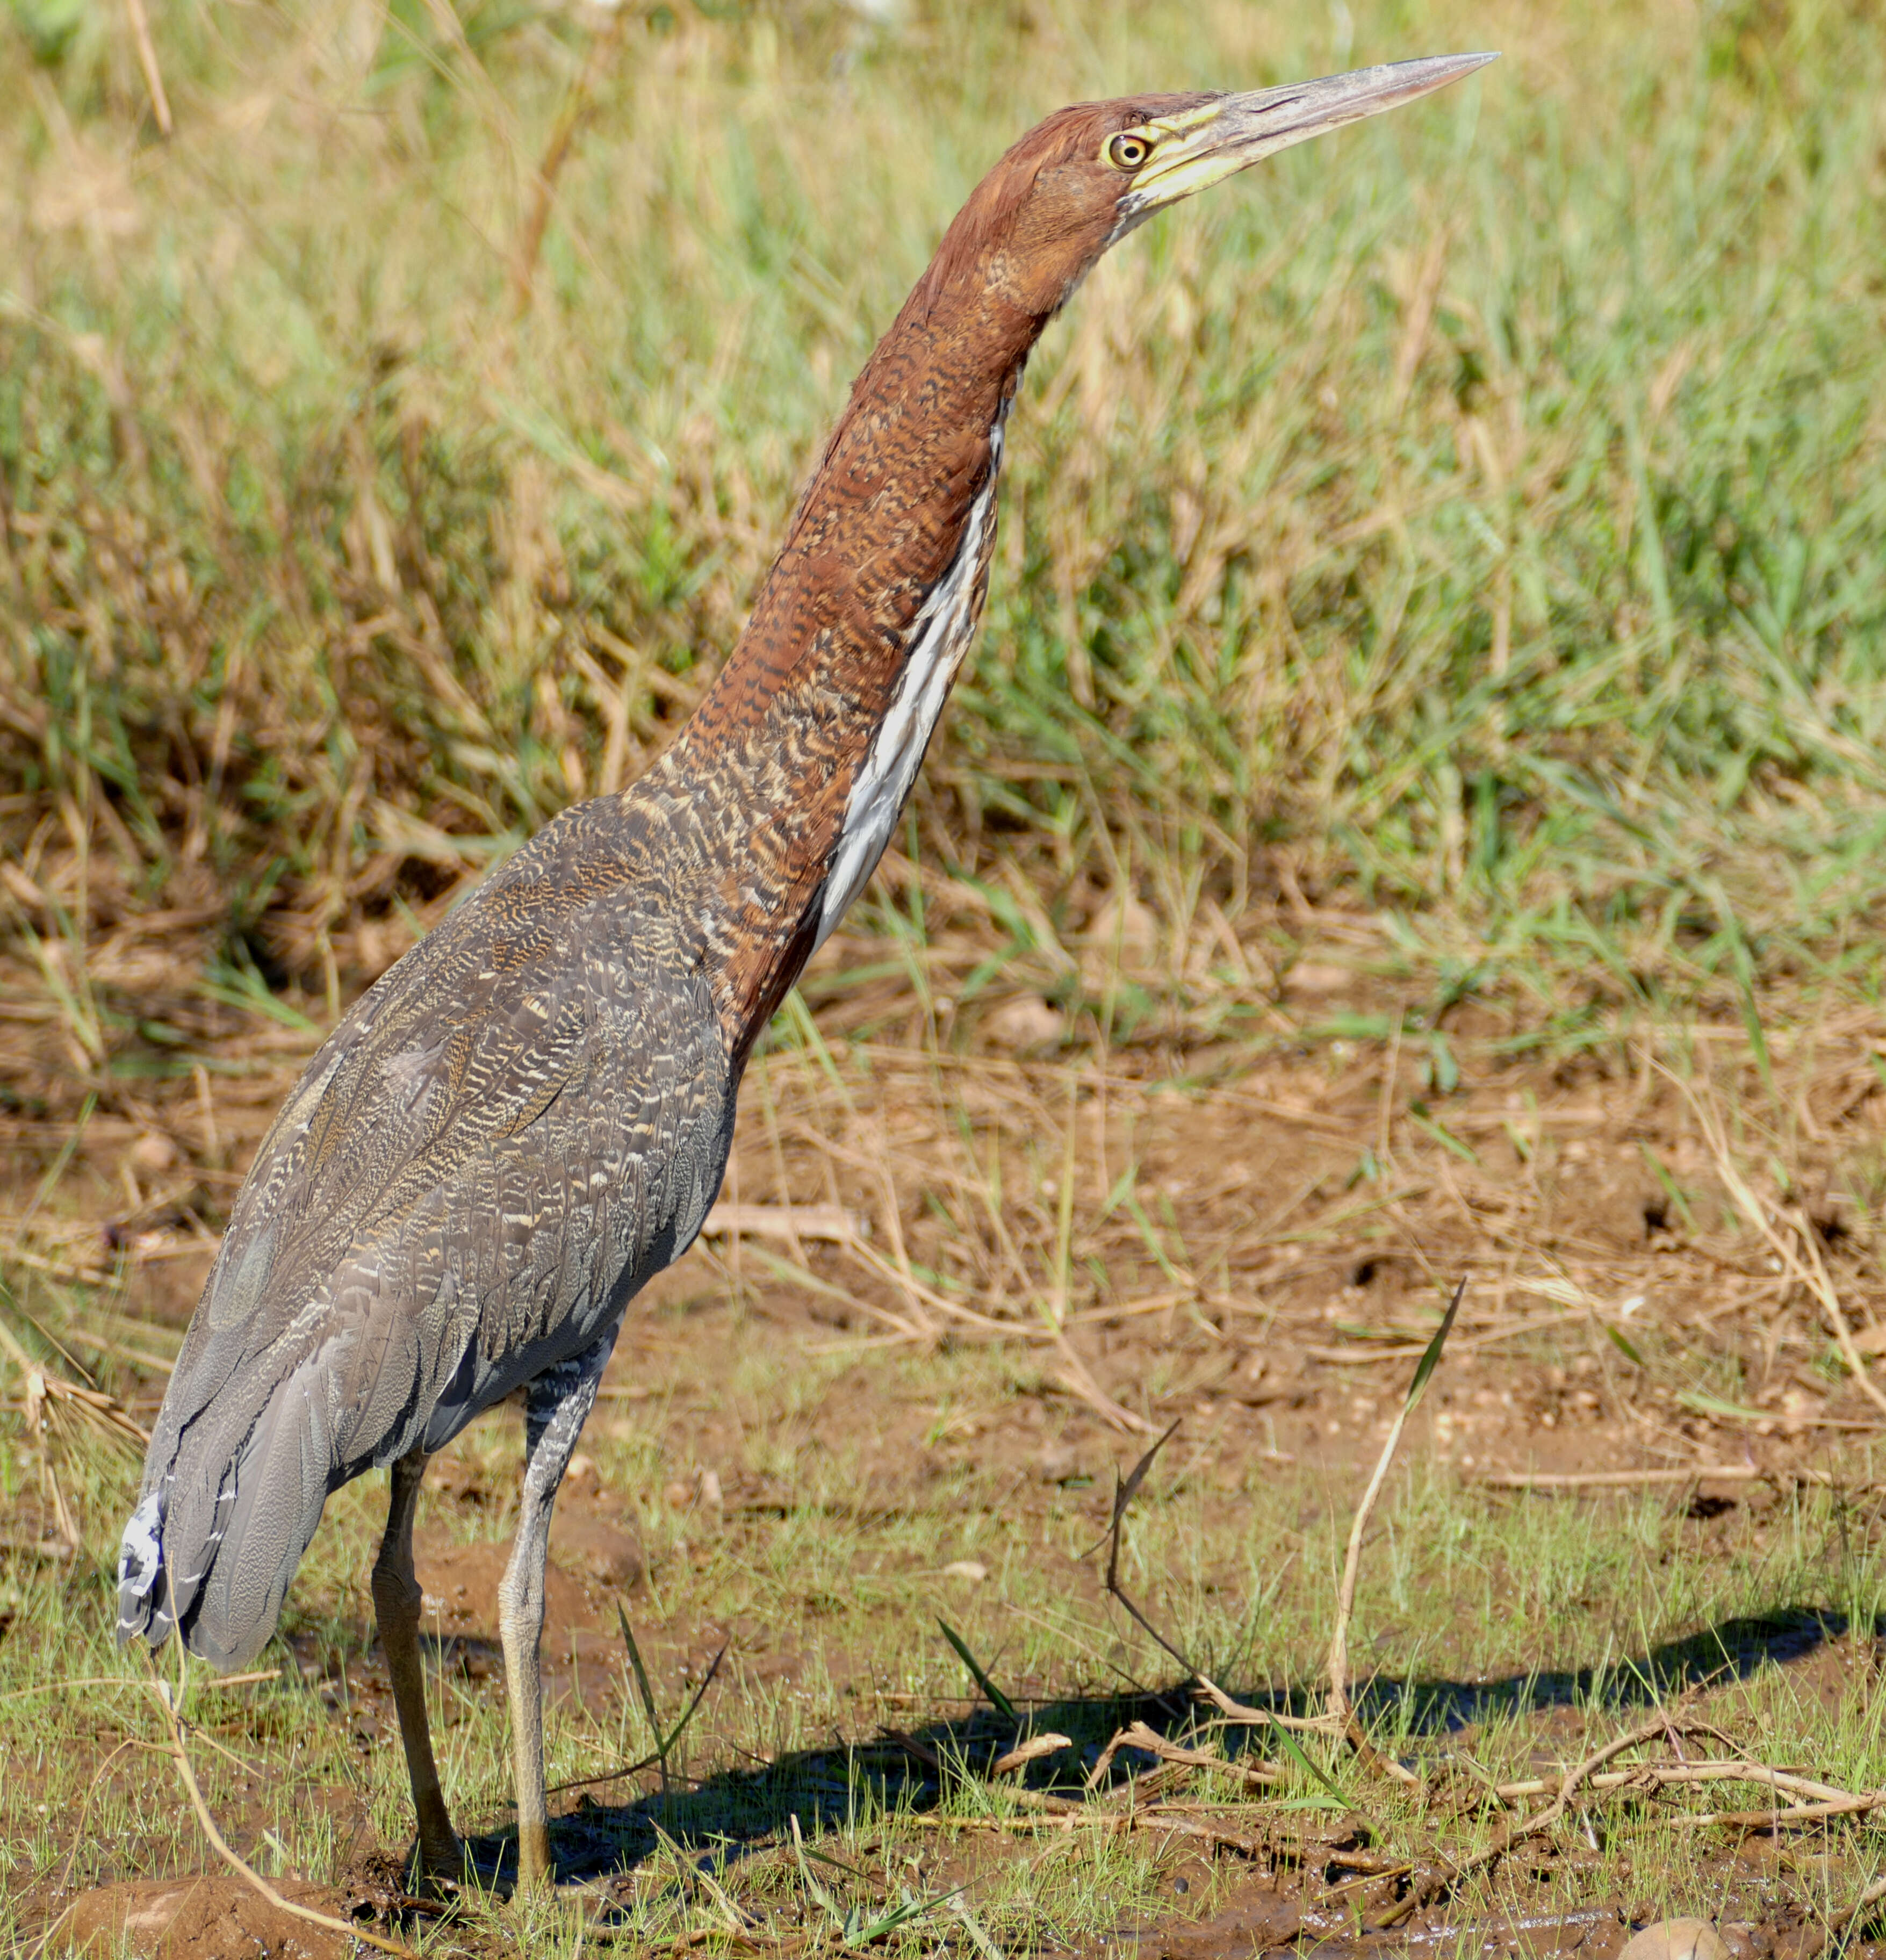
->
[411,1821,471,1893]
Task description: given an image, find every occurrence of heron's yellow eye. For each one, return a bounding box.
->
[1106,132,1153,171]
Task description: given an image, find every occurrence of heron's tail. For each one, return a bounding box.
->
[115,1488,170,1645]
[115,1353,337,1670]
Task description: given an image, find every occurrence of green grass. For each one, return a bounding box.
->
[4,0,1886,1079]
[8,0,1886,1946]
[6,1291,1886,1948]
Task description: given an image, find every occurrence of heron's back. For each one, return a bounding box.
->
[118,789,735,1667]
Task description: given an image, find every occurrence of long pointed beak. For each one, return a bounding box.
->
[1124,52,1498,216]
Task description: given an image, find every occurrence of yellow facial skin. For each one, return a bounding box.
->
[1115,52,1498,217]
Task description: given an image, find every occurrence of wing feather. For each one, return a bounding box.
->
[120,796,734,1662]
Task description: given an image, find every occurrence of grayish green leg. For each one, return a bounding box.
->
[498,1334,612,1890]
[371,1450,463,1879]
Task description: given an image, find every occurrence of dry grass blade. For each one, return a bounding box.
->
[1667,1064,1886,1423]
[2,1668,279,1705]
[509,4,627,316]
[121,0,172,135]
[1326,1278,1465,1725]
[0,1296,148,1552]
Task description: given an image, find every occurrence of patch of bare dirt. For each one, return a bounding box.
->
[411,1512,644,1644]
[46,1877,354,1959]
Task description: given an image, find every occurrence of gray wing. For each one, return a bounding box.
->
[118,799,732,1666]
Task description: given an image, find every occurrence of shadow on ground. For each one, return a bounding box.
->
[452,1602,1867,1886]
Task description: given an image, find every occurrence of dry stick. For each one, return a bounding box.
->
[123,0,172,135]
[1480,1466,1759,1490]
[1667,1795,1885,1829]
[1482,1760,1862,1808]
[1194,1675,1340,1735]
[1374,1710,1704,1929]
[1484,1465,1886,1496]
[1326,1278,1465,1727]
[1667,1063,1886,1423]
[142,1662,424,1960]
[1102,1719,1281,1790]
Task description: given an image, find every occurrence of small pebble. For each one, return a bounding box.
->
[128,1131,179,1173]
[984,996,1063,1051]
[1618,1919,1731,1960]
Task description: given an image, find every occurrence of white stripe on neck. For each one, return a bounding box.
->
[814,419,1005,949]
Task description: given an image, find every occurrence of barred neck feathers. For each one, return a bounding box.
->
[659,97,1213,1062]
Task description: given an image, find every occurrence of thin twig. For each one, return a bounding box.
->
[141,1659,421,1959]
[1345,1712,1428,1793]
[1092,1719,1281,1789]
[1479,1466,1759,1490]
[1665,1795,1885,1829]
[1486,1759,1860,1806]
[1377,1710,1694,1927]
[1192,1675,1341,1735]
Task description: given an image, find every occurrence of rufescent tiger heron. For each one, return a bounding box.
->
[118,52,1495,1889]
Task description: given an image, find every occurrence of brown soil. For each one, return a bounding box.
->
[10,930,1886,1956]
[47,1878,355,1959]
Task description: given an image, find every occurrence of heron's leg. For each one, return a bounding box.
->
[498,1332,613,1891]
[371,1449,463,1879]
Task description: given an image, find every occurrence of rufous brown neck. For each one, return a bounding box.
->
[642,260,1039,1060]
[642,97,1212,1063]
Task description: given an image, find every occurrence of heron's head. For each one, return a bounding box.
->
[924,53,1496,322]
